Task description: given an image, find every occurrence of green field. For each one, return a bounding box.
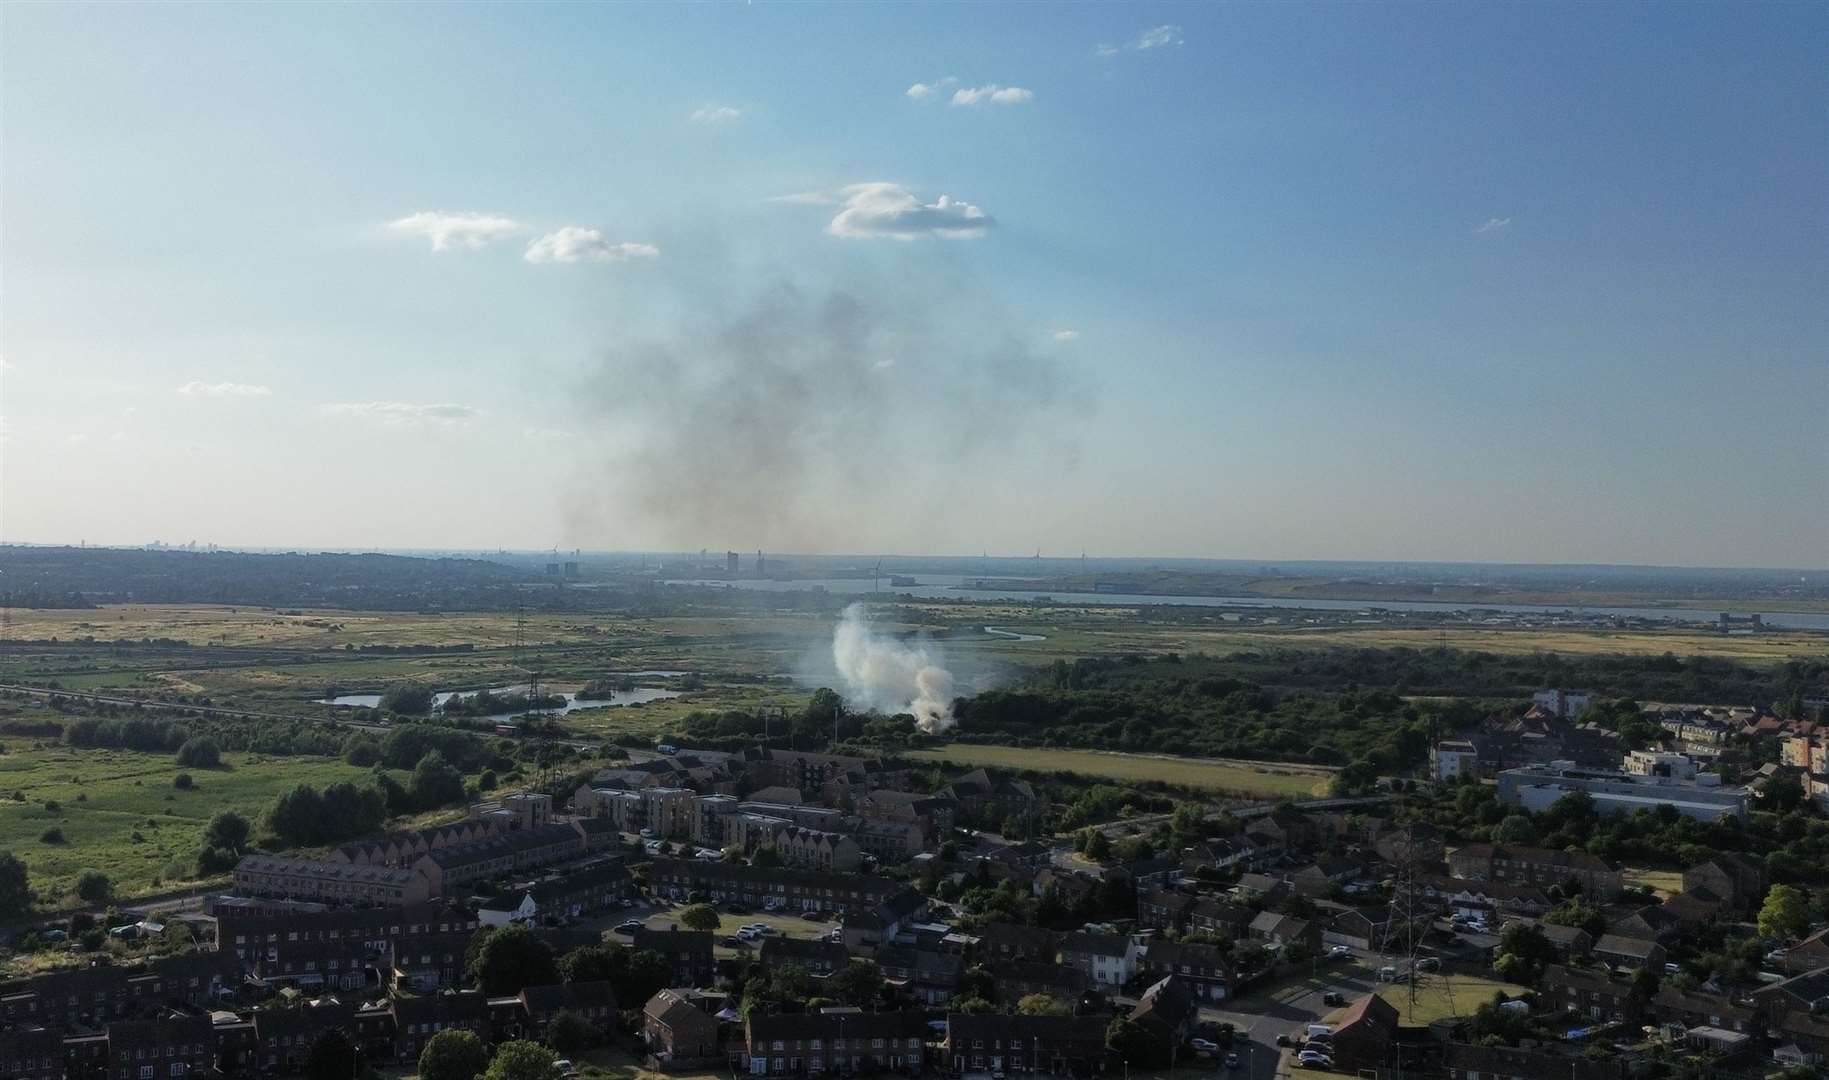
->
[905,743,1336,798]
[0,742,393,904]
[1371,974,1530,1025]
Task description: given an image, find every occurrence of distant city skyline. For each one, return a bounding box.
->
[3,4,1824,568]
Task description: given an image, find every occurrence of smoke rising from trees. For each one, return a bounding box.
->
[831,603,956,732]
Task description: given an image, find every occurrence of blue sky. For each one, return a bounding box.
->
[3,3,1824,567]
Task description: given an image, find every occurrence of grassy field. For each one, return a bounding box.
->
[906,743,1336,798]
[1624,867,1685,898]
[1372,974,1529,1025]
[639,904,834,961]
[0,742,394,903]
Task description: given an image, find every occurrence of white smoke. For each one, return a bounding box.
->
[832,603,956,733]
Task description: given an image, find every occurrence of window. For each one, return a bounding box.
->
[139,1068,154,1080]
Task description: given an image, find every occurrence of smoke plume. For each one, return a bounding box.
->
[562,278,1076,552]
[832,603,956,733]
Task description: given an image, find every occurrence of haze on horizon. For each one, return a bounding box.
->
[2,4,1824,570]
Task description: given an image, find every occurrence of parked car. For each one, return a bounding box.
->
[613,919,643,935]
[801,910,827,921]
[724,902,750,914]
[1322,991,1346,1006]
[1224,1052,1240,1070]
[553,1060,578,1078]
[1329,945,1352,957]
[1416,957,1440,971]
[1190,1038,1219,1055]
[1275,1035,1295,1048]
[721,936,746,948]
[1296,1051,1333,1069]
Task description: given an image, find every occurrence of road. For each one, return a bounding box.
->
[1203,949,1384,1080]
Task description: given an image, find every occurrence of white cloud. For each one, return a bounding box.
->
[873,357,896,370]
[905,77,957,101]
[324,401,480,425]
[1136,24,1184,49]
[1098,24,1184,56]
[386,211,522,251]
[525,227,660,264]
[824,182,994,240]
[1051,329,1081,342]
[690,104,741,125]
[951,84,1034,107]
[1475,217,1514,234]
[177,381,272,398]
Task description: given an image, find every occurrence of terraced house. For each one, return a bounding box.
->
[737,1011,929,1076]
[645,859,905,913]
[945,1014,1109,1077]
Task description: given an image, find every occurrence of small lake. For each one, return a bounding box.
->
[316,682,685,720]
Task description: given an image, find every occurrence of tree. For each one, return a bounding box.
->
[1083,830,1112,862]
[204,810,252,852]
[75,870,112,907]
[0,853,31,919]
[751,846,782,868]
[1492,814,1538,844]
[381,683,436,715]
[829,960,885,1005]
[679,903,721,932]
[419,1029,489,1080]
[544,1010,594,1055]
[412,750,467,810]
[1016,993,1070,1016]
[1494,923,1556,983]
[556,943,615,983]
[1761,884,1811,942]
[342,734,382,767]
[1761,772,1806,814]
[175,736,221,768]
[1106,1018,1168,1069]
[304,1028,357,1080]
[483,1040,559,1080]
[471,926,559,995]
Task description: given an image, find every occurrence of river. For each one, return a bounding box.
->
[663,575,1829,630]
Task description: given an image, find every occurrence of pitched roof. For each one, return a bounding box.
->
[1334,993,1399,1036]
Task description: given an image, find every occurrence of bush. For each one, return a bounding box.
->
[74,870,112,907]
[43,800,60,813]
[173,773,195,790]
[40,827,65,844]
[175,736,221,768]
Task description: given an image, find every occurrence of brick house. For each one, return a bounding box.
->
[738,1011,929,1076]
[1446,844,1621,898]
[945,1013,1108,1077]
[1326,994,1400,1074]
[643,988,722,1065]
[105,1018,215,1080]
[1542,965,1637,1023]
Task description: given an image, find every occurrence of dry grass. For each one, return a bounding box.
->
[906,743,1335,798]
[1624,867,1685,898]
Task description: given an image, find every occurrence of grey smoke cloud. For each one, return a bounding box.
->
[564,279,1074,552]
[832,603,956,733]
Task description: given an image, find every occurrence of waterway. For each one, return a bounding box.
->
[315,682,685,719]
[663,575,1829,630]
